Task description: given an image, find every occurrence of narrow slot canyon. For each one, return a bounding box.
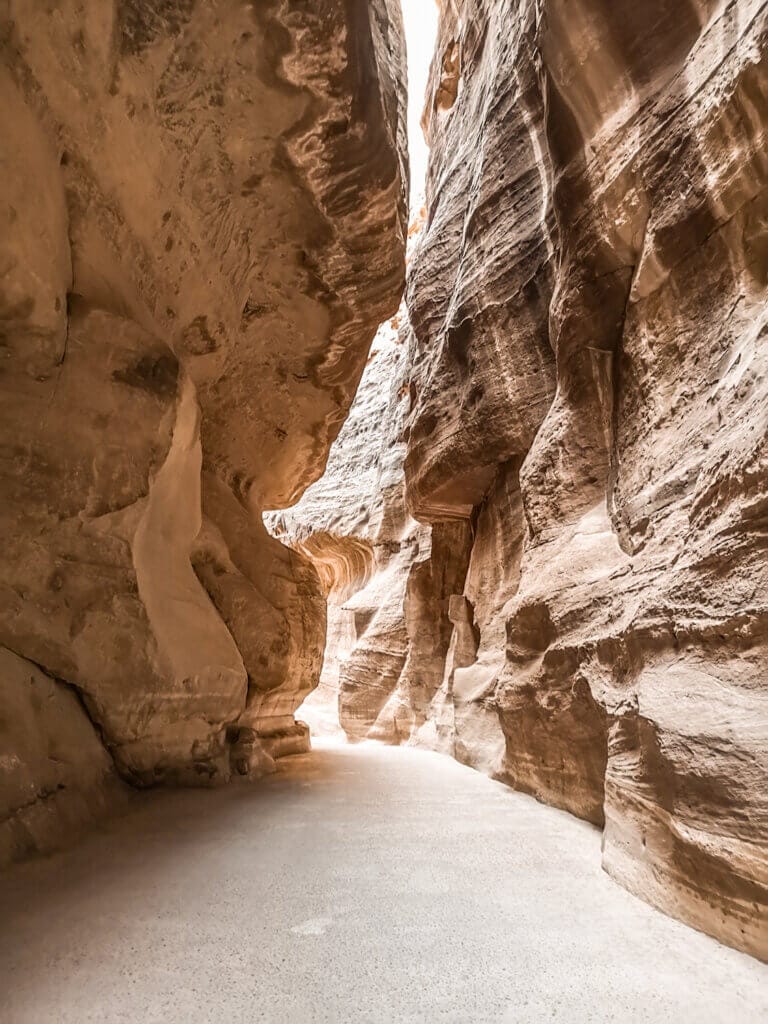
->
[1,2,767,1021]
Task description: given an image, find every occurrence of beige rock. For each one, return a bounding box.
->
[3,0,765,968]
[0,0,407,847]
[0,646,125,865]
[282,0,768,960]
[403,0,768,959]
[269,308,472,744]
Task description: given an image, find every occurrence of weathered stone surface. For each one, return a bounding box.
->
[280,0,768,960]
[0,0,407,845]
[402,0,768,959]
[269,307,472,744]
[0,646,125,866]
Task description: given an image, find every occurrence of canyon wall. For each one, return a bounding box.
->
[408,0,768,959]
[282,0,768,959]
[269,304,471,743]
[0,0,407,864]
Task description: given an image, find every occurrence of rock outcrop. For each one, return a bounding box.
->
[269,305,471,744]
[411,0,768,960]
[0,646,126,866]
[0,0,407,861]
[280,0,768,959]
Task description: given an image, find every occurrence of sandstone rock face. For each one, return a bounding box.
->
[0,0,407,860]
[281,0,768,959]
[269,309,472,744]
[405,0,768,959]
[0,646,125,865]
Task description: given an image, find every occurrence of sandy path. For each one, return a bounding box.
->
[1,740,765,1023]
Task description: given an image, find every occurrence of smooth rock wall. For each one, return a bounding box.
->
[0,0,407,861]
[0,646,125,865]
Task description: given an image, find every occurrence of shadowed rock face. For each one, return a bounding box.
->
[0,0,407,861]
[278,0,768,960]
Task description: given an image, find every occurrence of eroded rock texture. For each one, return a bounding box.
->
[0,0,407,861]
[0,646,126,865]
[281,0,768,959]
[269,308,472,744]
[406,0,768,959]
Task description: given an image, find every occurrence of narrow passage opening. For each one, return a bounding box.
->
[264,1,438,743]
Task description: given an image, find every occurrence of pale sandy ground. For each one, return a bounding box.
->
[296,681,347,740]
[1,740,766,1024]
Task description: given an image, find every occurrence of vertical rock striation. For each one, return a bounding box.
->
[0,0,407,862]
[282,0,768,959]
[404,0,768,959]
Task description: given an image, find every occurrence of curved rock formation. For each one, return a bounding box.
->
[280,0,768,960]
[406,0,768,960]
[3,0,765,968]
[0,0,407,862]
[269,305,472,744]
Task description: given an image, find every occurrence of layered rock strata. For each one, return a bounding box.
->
[281,0,768,959]
[409,0,768,960]
[0,0,407,863]
[269,309,472,744]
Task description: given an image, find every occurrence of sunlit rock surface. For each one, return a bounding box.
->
[269,306,471,743]
[0,0,407,860]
